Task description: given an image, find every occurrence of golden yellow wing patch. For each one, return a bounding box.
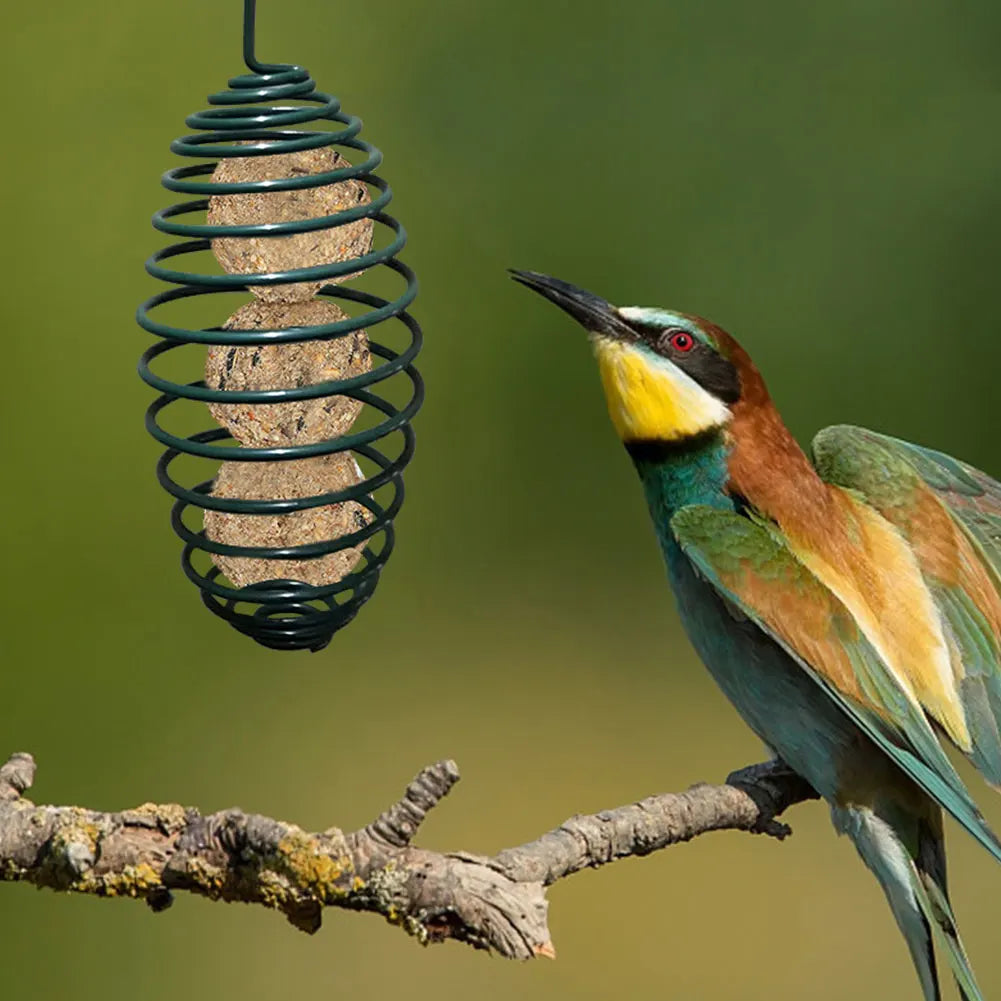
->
[787,487,971,750]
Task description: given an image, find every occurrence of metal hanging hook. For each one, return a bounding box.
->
[243,0,287,74]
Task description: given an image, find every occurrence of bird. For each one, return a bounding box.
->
[510,268,1001,1001]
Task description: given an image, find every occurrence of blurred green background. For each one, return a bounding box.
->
[2,0,1000,998]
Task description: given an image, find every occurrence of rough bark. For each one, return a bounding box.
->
[0,752,817,959]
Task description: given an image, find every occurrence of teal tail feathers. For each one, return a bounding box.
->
[833,804,983,1001]
[912,863,981,1001]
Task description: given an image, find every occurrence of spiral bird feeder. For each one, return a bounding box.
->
[137,0,423,651]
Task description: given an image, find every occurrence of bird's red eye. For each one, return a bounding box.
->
[668,330,694,352]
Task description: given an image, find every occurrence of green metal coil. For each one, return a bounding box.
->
[137,0,423,652]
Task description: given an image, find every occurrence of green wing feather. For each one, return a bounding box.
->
[670,504,1001,865]
[813,424,1001,584]
[887,437,1001,578]
[813,425,1001,786]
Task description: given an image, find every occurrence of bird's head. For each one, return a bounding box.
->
[510,270,746,446]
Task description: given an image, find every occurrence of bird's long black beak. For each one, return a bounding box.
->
[509,270,636,341]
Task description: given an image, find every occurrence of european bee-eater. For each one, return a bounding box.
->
[511,269,1001,1001]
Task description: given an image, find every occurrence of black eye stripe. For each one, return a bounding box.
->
[629,322,741,404]
[628,320,675,342]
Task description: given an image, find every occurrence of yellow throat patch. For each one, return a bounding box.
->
[592,337,731,442]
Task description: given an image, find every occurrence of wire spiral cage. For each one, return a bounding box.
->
[137,0,423,652]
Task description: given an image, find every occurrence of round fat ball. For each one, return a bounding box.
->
[205,300,370,447]
[207,144,373,303]
[204,453,372,588]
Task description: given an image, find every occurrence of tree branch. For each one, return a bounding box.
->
[0,751,817,959]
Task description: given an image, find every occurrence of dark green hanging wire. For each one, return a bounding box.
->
[137,0,423,651]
